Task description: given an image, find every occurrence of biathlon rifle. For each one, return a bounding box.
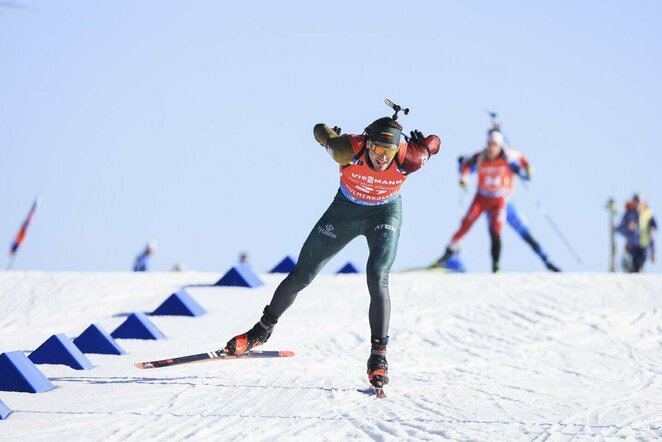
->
[385,98,409,120]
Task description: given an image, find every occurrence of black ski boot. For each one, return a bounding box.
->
[545,261,561,272]
[431,247,455,269]
[224,305,278,355]
[492,261,500,273]
[367,336,389,388]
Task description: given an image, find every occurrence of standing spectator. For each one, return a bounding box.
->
[616,194,656,272]
[133,242,156,272]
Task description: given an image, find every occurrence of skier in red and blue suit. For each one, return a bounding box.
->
[433,129,529,272]
[459,149,561,272]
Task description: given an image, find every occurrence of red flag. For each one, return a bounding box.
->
[10,197,40,256]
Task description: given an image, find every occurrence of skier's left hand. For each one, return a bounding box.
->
[651,253,656,263]
[518,165,534,181]
[410,130,425,144]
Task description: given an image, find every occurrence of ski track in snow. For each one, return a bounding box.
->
[1,271,662,441]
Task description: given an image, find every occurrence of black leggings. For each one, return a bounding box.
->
[268,190,402,338]
[629,247,647,273]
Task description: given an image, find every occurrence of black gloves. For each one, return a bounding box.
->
[410,130,425,144]
[332,126,342,136]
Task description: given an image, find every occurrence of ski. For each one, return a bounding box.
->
[134,349,295,369]
[398,265,452,273]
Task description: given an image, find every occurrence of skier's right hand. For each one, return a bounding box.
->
[459,177,468,190]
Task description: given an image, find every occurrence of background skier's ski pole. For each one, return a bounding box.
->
[521,182,582,264]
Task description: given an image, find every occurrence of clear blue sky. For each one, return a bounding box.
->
[1,1,660,273]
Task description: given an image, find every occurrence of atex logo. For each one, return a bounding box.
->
[318,224,338,238]
[374,224,396,232]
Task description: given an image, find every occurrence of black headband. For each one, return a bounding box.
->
[368,125,401,146]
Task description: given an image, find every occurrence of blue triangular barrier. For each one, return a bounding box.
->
[337,262,360,274]
[111,312,166,340]
[215,264,264,288]
[444,254,467,273]
[150,289,206,316]
[0,351,55,393]
[269,256,296,273]
[73,324,126,355]
[0,399,10,419]
[29,334,93,370]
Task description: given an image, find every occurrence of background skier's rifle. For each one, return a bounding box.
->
[487,110,499,129]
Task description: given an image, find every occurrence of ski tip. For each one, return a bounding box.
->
[278,351,295,357]
[134,362,154,369]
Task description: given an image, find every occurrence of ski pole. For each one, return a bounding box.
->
[521,181,583,264]
[606,198,618,272]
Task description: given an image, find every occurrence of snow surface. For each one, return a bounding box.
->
[1,271,661,441]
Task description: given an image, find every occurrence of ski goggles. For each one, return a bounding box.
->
[368,140,399,158]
